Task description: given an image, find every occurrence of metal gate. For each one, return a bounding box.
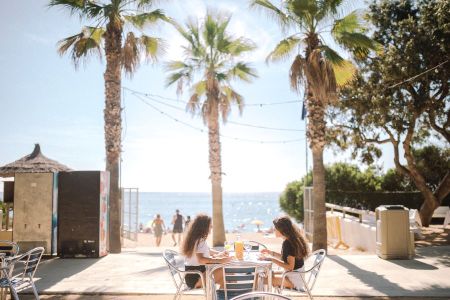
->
[121,188,139,243]
[304,187,314,241]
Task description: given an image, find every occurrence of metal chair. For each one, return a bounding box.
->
[279,249,326,300]
[0,241,19,258]
[231,291,293,300]
[0,247,44,300]
[210,261,270,300]
[162,249,206,300]
[247,241,267,251]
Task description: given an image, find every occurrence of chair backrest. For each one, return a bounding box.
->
[302,249,326,291]
[162,249,184,289]
[211,262,270,300]
[8,247,44,281]
[247,241,267,251]
[231,291,293,300]
[0,240,19,257]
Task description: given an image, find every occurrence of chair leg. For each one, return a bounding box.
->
[9,286,19,300]
[30,281,40,300]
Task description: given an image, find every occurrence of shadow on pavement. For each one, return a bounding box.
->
[385,258,438,270]
[34,257,100,291]
[328,255,410,295]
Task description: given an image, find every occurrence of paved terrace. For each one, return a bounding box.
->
[26,245,450,299]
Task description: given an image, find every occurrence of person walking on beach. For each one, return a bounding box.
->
[259,216,310,290]
[182,214,231,289]
[151,214,166,247]
[172,209,185,246]
[185,215,191,229]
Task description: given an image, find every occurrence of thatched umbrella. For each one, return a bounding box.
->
[0,144,72,177]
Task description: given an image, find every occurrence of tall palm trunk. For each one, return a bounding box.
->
[208,98,226,246]
[104,20,123,253]
[306,89,327,251]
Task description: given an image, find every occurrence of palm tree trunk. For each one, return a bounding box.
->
[208,102,226,246]
[306,90,327,251]
[104,21,122,254]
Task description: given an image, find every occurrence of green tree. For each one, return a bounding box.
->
[165,12,257,246]
[333,0,450,226]
[381,145,450,192]
[250,0,378,250]
[49,0,173,252]
[280,163,381,221]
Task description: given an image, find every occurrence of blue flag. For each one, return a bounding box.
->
[301,101,307,120]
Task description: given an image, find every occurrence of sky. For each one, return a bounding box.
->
[0,0,393,193]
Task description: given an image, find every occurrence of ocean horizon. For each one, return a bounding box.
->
[0,191,286,233]
[133,192,284,233]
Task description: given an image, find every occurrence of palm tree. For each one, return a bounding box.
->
[250,0,378,250]
[165,11,257,246]
[49,0,172,253]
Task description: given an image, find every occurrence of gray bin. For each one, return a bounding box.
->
[376,205,414,259]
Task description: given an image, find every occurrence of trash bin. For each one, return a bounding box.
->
[376,205,414,259]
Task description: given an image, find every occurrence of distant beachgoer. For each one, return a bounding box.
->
[139,223,144,232]
[259,216,310,290]
[185,215,191,229]
[172,209,185,246]
[152,214,166,247]
[182,214,231,289]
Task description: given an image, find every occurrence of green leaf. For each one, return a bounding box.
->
[267,35,302,62]
[319,45,344,66]
[124,9,171,29]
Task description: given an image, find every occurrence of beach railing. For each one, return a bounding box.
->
[326,203,376,224]
[326,203,376,252]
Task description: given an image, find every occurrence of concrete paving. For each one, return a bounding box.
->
[29,245,450,299]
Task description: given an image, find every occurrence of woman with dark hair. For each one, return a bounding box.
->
[182,214,232,289]
[151,214,166,247]
[260,216,310,290]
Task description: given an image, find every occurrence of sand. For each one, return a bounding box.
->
[123,224,449,255]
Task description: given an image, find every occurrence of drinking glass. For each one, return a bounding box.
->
[244,242,252,259]
[224,241,232,252]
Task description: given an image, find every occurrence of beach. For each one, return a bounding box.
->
[123,224,449,255]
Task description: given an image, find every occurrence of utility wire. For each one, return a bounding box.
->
[130,93,304,144]
[123,86,302,107]
[126,89,305,132]
[388,60,449,89]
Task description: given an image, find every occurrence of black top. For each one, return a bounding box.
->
[281,239,304,270]
[174,214,183,230]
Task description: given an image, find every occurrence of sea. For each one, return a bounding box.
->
[0,191,285,233]
[133,192,284,233]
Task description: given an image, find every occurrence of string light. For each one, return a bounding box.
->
[124,88,305,132]
[122,86,302,107]
[130,93,304,144]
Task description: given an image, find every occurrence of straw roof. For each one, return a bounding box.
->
[0,144,72,177]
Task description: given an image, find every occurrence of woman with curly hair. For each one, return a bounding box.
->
[260,216,310,290]
[182,214,232,289]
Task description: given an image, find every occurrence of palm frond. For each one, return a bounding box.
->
[221,85,244,117]
[332,10,365,35]
[140,35,166,62]
[49,0,103,19]
[317,0,345,20]
[249,0,290,28]
[266,35,302,63]
[289,54,306,91]
[318,45,344,66]
[122,32,140,75]
[226,38,257,56]
[332,60,357,87]
[124,9,172,29]
[187,93,200,115]
[227,62,258,83]
[57,26,103,67]
[304,49,337,103]
[332,10,378,59]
